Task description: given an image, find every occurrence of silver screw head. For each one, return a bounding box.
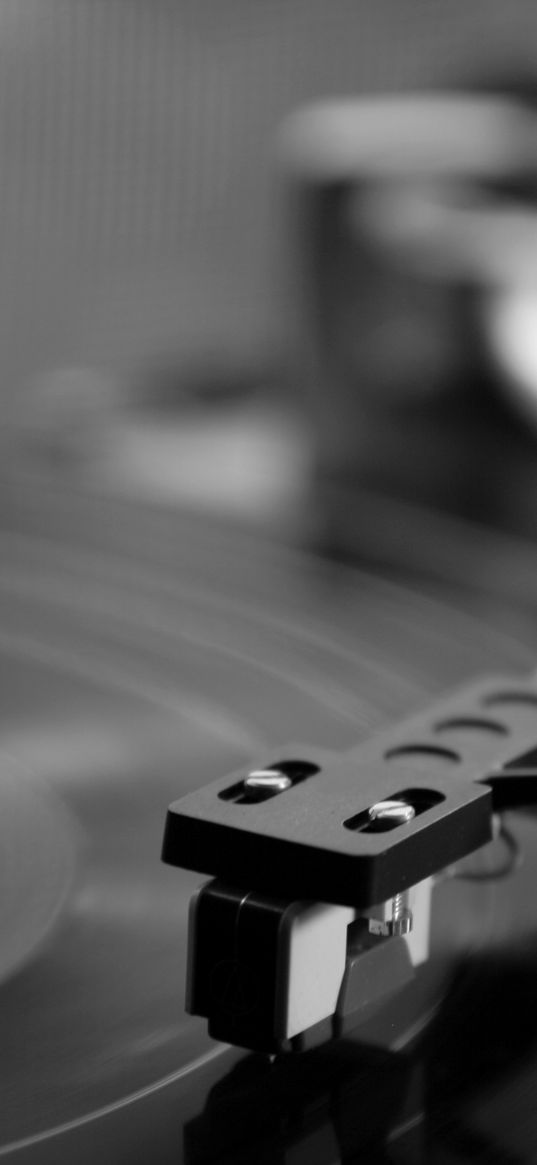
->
[243,769,292,799]
[368,799,416,826]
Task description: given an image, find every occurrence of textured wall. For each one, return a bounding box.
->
[0,0,536,401]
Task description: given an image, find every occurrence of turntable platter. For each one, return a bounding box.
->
[1,482,537,1160]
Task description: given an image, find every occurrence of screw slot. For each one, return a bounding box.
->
[344,787,444,832]
[484,691,537,710]
[385,744,460,765]
[435,716,508,737]
[242,770,292,802]
[218,759,320,804]
[367,799,416,832]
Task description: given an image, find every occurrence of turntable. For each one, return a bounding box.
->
[3,476,537,1163]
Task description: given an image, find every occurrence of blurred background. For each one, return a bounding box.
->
[2,0,537,571]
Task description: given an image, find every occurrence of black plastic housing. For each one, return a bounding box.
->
[163,676,537,906]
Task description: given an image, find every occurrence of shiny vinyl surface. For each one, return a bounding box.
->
[2,484,537,1161]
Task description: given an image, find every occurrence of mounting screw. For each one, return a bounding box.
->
[368,889,413,937]
[368,799,416,827]
[243,769,292,801]
[389,891,413,936]
[366,798,416,938]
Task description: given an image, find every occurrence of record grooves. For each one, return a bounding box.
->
[2,483,537,1162]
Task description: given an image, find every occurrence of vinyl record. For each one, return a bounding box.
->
[2,482,537,1163]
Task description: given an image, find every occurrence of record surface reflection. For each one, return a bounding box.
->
[1,487,537,1161]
